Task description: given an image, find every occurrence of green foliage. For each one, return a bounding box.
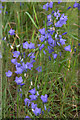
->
[1,2,79,119]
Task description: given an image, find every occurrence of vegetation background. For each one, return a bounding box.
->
[1,1,80,119]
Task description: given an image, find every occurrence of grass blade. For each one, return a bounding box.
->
[25,11,38,29]
[33,5,39,25]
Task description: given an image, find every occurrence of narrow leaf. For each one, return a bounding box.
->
[25,11,38,29]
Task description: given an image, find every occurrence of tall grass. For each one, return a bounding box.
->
[1,2,79,119]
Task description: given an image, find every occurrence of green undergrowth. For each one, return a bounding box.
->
[2,2,79,119]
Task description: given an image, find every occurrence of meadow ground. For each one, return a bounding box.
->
[1,1,80,119]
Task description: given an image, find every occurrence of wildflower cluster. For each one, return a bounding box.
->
[24,88,48,117]
[38,1,71,61]
[4,1,79,119]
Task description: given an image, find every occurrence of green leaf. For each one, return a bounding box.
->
[33,5,39,25]
[68,33,78,40]
[25,11,38,29]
